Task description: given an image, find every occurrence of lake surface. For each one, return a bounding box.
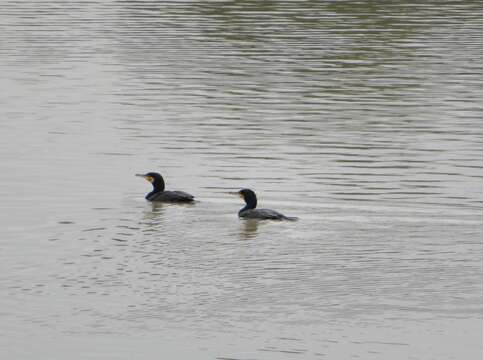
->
[1,1,483,359]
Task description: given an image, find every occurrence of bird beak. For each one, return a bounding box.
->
[227,191,243,199]
[135,174,153,183]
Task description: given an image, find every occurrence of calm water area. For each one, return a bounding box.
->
[1,1,483,359]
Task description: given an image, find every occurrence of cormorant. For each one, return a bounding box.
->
[237,188,297,220]
[136,172,194,202]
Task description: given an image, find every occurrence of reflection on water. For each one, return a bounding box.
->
[140,202,166,232]
[1,1,483,359]
[239,219,260,240]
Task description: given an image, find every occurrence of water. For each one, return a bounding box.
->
[1,1,483,359]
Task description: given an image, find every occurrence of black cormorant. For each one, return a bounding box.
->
[136,172,194,202]
[237,188,297,220]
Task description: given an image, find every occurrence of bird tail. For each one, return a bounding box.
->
[283,216,298,221]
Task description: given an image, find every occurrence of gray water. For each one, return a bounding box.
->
[1,1,483,359]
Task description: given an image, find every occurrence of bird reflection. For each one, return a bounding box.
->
[239,219,260,240]
[149,201,166,214]
[140,202,167,232]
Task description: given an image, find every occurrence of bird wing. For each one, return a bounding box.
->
[149,190,194,202]
[240,209,283,220]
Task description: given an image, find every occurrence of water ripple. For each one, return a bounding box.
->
[1,1,483,359]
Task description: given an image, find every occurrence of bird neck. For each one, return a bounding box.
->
[241,197,257,212]
[151,178,165,193]
[146,180,164,200]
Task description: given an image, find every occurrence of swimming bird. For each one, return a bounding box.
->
[237,188,297,220]
[136,172,194,202]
